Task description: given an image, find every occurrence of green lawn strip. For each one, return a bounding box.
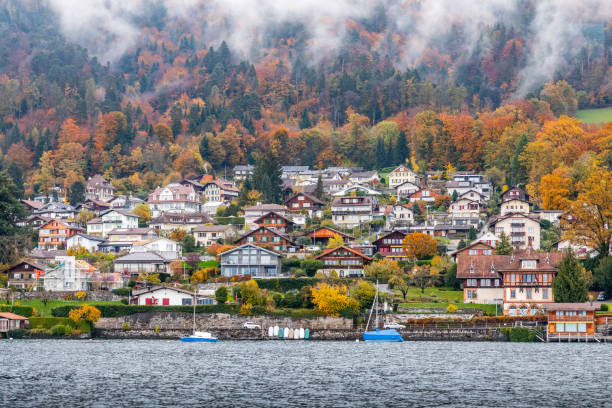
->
[398,302,499,316]
[18,299,122,317]
[393,287,464,303]
[575,107,612,124]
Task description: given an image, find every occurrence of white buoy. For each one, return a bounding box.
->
[299,328,305,339]
[273,325,279,336]
[293,329,299,340]
[355,339,359,343]
[288,328,294,339]
[268,327,274,337]
[284,327,290,339]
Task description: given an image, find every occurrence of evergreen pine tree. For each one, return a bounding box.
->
[412,202,423,223]
[314,174,324,200]
[510,133,529,186]
[238,177,252,206]
[299,107,312,130]
[375,136,385,170]
[394,130,410,166]
[451,190,459,202]
[199,134,209,162]
[68,180,85,206]
[552,251,589,303]
[468,226,477,242]
[457,239,467,250]
[252,152,283,203]
[494,231,513,255]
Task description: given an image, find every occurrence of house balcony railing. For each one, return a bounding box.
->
[548,315,592,322]
[511,231,525,236]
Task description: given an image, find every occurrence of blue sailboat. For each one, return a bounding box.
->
[363,280,403,342]
[180,292,218,342]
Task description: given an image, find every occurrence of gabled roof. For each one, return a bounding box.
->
[20,199,44,210]
[372,230,407,245]
[131,285,195,296]
[8,259,48,272]
[253,211,295,226]
[101,209,138,218]
[219,243,282,257]
[39,219,82,230]
[244,203,287,212]
[314,245,373,261]
[69,233,106,242]
[113,251,169,263]
[0,312,28,320]
[449,241,494,256]
[305,226,355,240]
[192,224,233,233]
[285,192,325,206]
[235,226,296,245]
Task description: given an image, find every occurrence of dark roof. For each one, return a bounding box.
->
[253,211,295,226]
[113,251,169,263]
[219,243,282,257]
[70,233,106,242]
[372,230,407,245]
[457,249,562,278]
[132,285,194,296]
[305,226,355,240]
[314,245,373,261]
[150,212,213,224]
[20,199,44,210]
[29,249,67,259]
[244,204,287,212]
[285,192,325,206]
[235,226,296,245]
[8,260,48,272]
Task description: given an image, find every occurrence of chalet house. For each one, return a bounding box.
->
[86,209,139,238]
[18,215,51,229]
[219,244,282,278]
[85,174,115,202]
[6,260,47,290]
[233,165,254,181]
[107,195,144,210]
[373,231,407,261]
[396,181,420,198]
[349,171,380,185]
[331,196,375,228]
[500,187,530,216]
[474,232,500,248]
[388,204,414,227]
[305,226,355,247]
[130,286,212,306]
[66,233,106,253]
[113,251,171,278]
[193,225,236,247]
[147,183,201,217]
[243,204,289,230]
[285,192,324,218]
[313,245,372,278]
[457,248,563,314]
[149,212,213,233]
[130,237,182,260]
[388,165,421,189]
[202,179,239,203]
[408,189,441,203]
[235,226,298,253]
[75,199,111,215]
[546,303,599,339]
[20,199,44,212]
[38,219,82,249]
[0,313,28,332]
[253,211,295,233]
[333,185,381,197]
[448,198,481,219]
[489,213,541,250]
[449,241,494,262]
[32,202,76,220]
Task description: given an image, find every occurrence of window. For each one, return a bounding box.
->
[521,260,536,269]
[510,289,516,299]
[526,288,532,299]
[510,274,516,283]
[542,289,548,299]
[182,298,192,305]
[542,274,548,283]
[578,323,587,333]
[556,323,564,332]
[162,298,170,306]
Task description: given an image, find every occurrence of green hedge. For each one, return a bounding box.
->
[0,305,34,317]
[255,278,320,292]
[51,304,240,318]
[112,288,131,297]
[501,327,536,342]
[30,317,91,332]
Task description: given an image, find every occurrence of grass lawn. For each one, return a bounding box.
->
[393,287,500,315]
[575,107,612,124]
[16,299,122,317]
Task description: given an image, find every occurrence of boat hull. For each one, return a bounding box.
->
[363,329,403,342]
[180,337,218,342]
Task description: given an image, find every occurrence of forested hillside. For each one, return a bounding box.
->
[0,0,610,203]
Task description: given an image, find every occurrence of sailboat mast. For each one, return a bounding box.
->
[375,279,379,329]
[193,291,196,334]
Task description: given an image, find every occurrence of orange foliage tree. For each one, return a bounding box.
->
[402,233,438,260]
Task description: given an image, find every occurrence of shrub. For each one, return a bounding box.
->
[155,324,160,333]
[501,327,535,342]
[120,298,128,305]
[50,324,72,336]
[75,291,87,301]
[446,304,458,313]
[239,304,253,315]
[254,278,320,292]
[601,304,609,312]
[122,322,130,331]
[112,287,131,297]
[0,305,34,317]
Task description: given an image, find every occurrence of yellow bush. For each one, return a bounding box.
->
[69,304,102,325]
[239,303,253,315]
[75,291,87,301]
[446,304,458,313]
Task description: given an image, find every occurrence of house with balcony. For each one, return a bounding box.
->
[38,219,82,249]
[388,164,421,189]
[373,231,408,261]
[304,226,355,247]
[32,202,76,220]
[252,211,295,234]
[331,196,375,228]
[285,192,324,218]
[85,174,115,202]
[113,251,172,278]
[449,198,482,219]
[489,213,541,250]
[130,237,182,260]
[147,183,201,217]
[546,303,599,340]
[193,225,236,247]
[388,204,414,227]
[313,245,372,278]
[202,179,239,203]
[6,260,48,290]
[396,181,420,198]
[149,212,213,234]
[232,165,254,181]
[219,244,282,278]
[235,226,299,253]
[86,209,139,238]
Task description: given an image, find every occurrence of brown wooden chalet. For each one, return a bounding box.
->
[235,226,299,253]
[253,211,295,233]
[6,260,48,290]
[305,226,355,247]
[373,231,407,260]
[313,245,372,278]
[449,241,494,261]
[76,199,111,215]
[285,192,324,214]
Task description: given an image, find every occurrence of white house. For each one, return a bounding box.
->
[130,286,212,306]
[458,190,487,203]
[130,237,182,260]
[332,185,381,197]
[331,196,375,228]
[66,233,106,253]
[202,179,239,203]
[85,174,115,202]
[388,204,414,227]
[86,209,139,238]
[349,171,380,185]
[193,225,236,247]
[147,183,201,217]
[41,256,94,292]
[396,181,420,198]
[489,213,541,250]
[388,165,421,189]
[448,198,481,219]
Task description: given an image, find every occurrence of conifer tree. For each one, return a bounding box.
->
[314,174,324,200]
[552,251,589,303]
[252,152,283,204]
[299,107,312,130]
[375,136,385,169]
[394,130,410,166]
[494,231,513,255]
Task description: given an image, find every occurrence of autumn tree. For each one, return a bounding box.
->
[537,167,572,210]
[388,274,409,300]
[311,283,359,316]
[68,304,101,329]
[411,265,434,294]
[402,233,437,260]
[326,234,345,248]
[240,280,264,306]
[562,168,612,254]
[58,118,90,145]
[133,203,152,225]
[351,280,376,310]
[76,209,96,224]
[364,259,401,280]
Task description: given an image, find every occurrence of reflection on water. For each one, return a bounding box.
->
[1,340,610,407]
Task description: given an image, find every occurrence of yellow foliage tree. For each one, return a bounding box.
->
[132,203,152,224]
[364,259,401,279]
[326,234,345,248]
[537,167,572,210]
[67,245,89,257]
[69,304,101,326]
[311,283,359,316]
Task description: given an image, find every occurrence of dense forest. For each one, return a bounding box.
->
[0,0,610,204]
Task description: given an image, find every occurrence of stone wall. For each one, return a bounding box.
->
[96,312,353,331]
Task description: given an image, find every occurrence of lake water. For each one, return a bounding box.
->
[1,340,610,407]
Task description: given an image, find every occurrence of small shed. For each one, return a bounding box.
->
[0,312,29,332]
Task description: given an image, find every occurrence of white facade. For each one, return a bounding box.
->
[66,234,104,253]
[389,205,413,226]
[331,197,374,228]
[388,165,420,189]
[492,215,541,250]
[500,199,529,216]
[87,210,139,238]
[131,238,182,260]
[464,287,504,304]
[42,257,92,292]
[193,225,235,247]
[395,181,420,198]
[147,184,201,217]
[131,287,196,306]
[449,198,481,219]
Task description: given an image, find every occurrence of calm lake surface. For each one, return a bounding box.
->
[1,340,610,407]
